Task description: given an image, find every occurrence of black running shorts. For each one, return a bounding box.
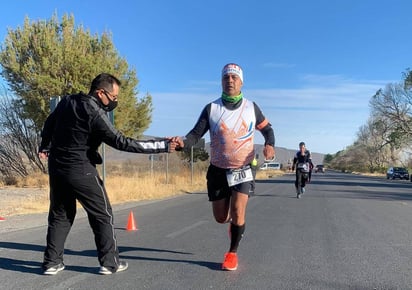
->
[206,163,255,201]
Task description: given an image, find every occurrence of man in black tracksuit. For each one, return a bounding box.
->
[38,73,176,275]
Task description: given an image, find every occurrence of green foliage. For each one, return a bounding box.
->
[403,68,412,89]
[323,154,333,165]
[0,13,151,136]
[179,147,209,163]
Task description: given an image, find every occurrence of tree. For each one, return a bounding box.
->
[0,90,46,181]
[179,147,209,163]
[370,83,412,138]
[323,154,333,165]
[327,70,412,173]
[356,118,395,171]
[403,68,412,89]
[0,134,29,183]
[177,139,209,163]
[0,13,152,137]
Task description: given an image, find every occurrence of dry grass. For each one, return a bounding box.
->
[17,172,50,188]
[256,169,286,179]
[354,171,385,177]
[2,165,286,217]
[1,168,207,216]
[105,171,206,204]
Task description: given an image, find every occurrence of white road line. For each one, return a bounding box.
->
[166,221,208,238]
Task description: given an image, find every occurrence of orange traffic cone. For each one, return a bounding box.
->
[126,211,138,231]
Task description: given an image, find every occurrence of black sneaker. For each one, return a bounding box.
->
[99,261,128,275]
[43,263,65,275]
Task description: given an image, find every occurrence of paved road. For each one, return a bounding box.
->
[1,171,412,289]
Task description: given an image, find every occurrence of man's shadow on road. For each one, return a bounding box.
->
[118,246,221,270]
[0,242,220,274]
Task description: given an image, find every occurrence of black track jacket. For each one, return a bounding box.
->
[39,93,168,177]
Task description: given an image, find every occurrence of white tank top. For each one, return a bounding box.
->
[209,98,256,169]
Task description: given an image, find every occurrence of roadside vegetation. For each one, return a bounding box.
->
[0,13,411,215]
[323,70,412,174]
[0,13,151,182]
[1,157,209,216]
[1,160,284,217]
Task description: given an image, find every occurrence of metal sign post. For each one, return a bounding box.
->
[191,146,194,185]
[50,96,61,112]
[166,153,169,184]
[189,138,205,185]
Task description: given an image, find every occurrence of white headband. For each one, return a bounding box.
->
[222,63,243,82]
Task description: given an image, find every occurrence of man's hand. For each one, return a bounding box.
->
[263,144,275,160]
[38,150,49,159]
[167,136,184,152]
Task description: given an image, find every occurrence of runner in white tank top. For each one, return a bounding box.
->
[174,63,275,271]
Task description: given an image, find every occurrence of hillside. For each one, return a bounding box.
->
[253,144,325,168]
[104,141,325,167]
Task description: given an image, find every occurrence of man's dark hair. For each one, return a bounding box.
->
[89,73,121,94]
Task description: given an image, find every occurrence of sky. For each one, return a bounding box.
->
[0,0,411,154]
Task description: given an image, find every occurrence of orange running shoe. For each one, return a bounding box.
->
[222,252,238,271]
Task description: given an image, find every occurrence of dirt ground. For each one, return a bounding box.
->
[0,186,163,234]
[0,187,48,233]
[0,187,48,217]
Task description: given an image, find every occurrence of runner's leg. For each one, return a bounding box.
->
[228,191,248,252]
[212,198,231,223]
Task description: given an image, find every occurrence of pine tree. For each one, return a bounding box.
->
[0,13,152,137]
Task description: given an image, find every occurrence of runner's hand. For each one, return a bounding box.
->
[263,144,275,160]
[166,136,184,152]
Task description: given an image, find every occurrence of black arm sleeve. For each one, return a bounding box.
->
[92,110,169,154]
[260,125,275,146]
[254,102,275,146]
[183,104,211,148]
[39,113,55,152]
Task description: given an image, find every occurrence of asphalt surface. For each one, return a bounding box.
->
[1,171,412,289]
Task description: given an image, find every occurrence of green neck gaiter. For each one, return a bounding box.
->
[222,92,243,103]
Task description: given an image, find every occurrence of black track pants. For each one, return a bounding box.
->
[43,174,120,272]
